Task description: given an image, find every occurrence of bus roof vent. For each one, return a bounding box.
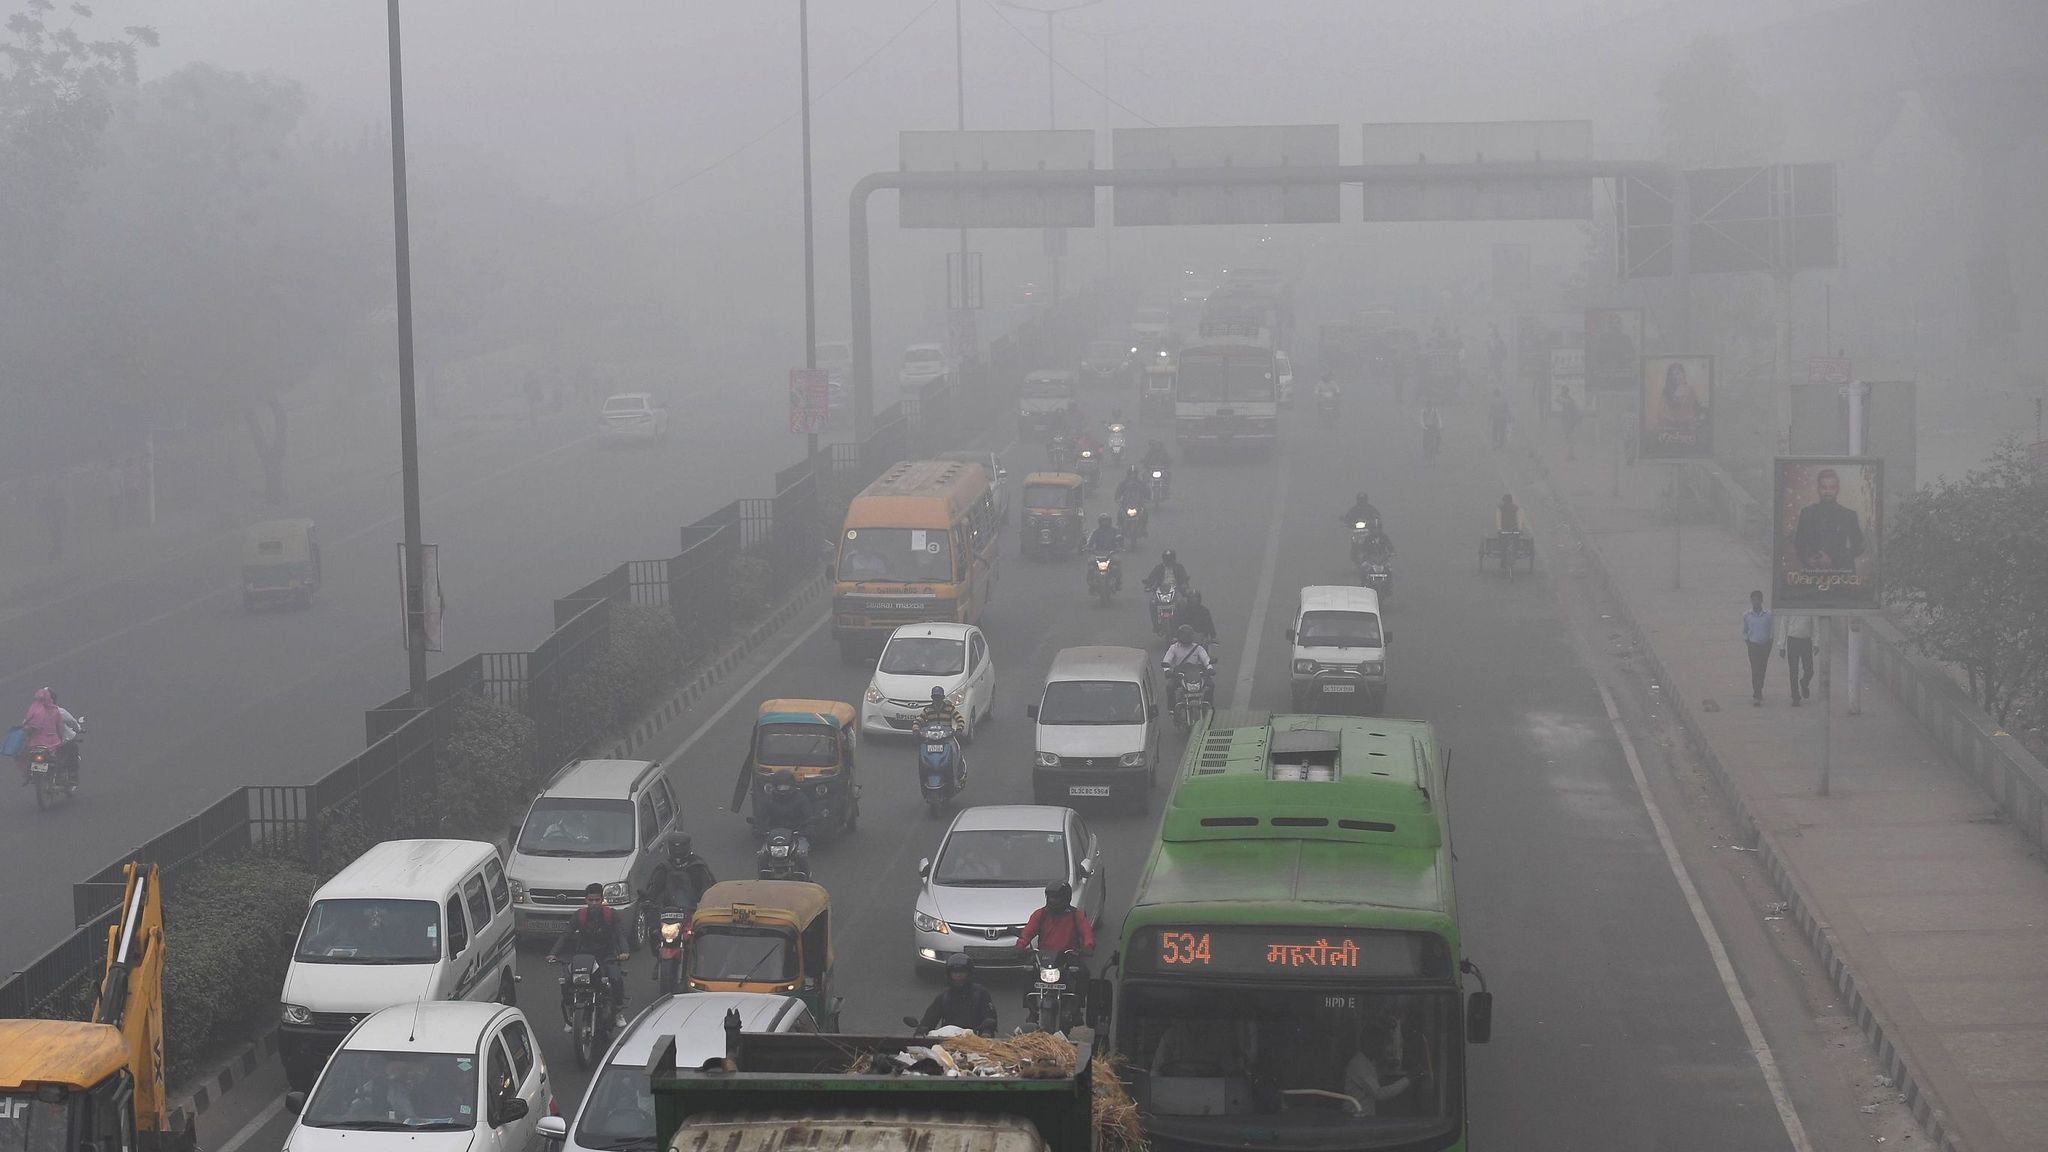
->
[1267,728,1340,781]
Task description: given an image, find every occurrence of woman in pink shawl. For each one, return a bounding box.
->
[19,688,79,784]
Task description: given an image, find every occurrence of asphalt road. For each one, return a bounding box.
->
[201,379,1863,1152]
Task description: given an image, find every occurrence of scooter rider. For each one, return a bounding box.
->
[916,684,966,734]
[918,955,998,1035]
[1160,625,1216,709]
[548,883,632,1030]
[642,833,714,954]
[17,687,80,785]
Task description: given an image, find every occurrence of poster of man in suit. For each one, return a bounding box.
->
[1772,457,1882,613]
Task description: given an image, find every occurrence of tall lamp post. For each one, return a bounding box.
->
[385,0,429,701]
[997,0,1100,308]
[800,0,818,464]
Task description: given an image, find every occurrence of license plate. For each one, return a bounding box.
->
[1321,684,1357,694]
[926,775,945,788]
[1068,785,1111,797]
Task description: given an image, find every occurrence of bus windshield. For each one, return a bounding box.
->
[1178,356,1276,404]
[838,528,954,583]
[1126,983,1457,1148]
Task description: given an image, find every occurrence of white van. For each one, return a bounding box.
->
[1287,585,1390,713]
[279,839,519,1092]
[1027,646,1159,812]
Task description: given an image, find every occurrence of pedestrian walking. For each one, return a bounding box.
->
[1558,386,1581,461]
[1741,590,1774,706]
[1779,613,1814,705]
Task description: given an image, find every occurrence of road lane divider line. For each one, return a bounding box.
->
[665,611,832,775]
[211,1095,286,1152]
[1230,467,1289,712]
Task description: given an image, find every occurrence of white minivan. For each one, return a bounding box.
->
[1027,646,1159,812]
[280,840,519,1091]
[1287,585,1390,714]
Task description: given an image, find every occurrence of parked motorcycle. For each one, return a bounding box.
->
[1120,503,1148,545]
[1087,553,1119,606]
[555,953,615,1070]
[916,720,966,813]
[1018,949,1087,1036]
[756,828,812,881]
[653,911,689,995]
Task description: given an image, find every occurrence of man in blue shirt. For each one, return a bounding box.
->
[1741,590,1774,706]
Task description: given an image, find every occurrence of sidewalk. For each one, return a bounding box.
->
[1519,414,2048,1152]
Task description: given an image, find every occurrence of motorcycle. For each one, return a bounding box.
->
[1358,559,1393,597]
[24,719,82,811]
[1149,580,1182,637]
[916,719,966,813]
[1316,387,1341,419]
[1074,448,1100,493]
[1047,433,1074,470]
[1120,503,1148,545]
[1106,423,1128,465]
[1148,468,1170,505]
[756,828,812,881]
[653,910,689,995]
[1167,662,1215,730]
[1086,553,1119,606]
[1019,949,1086,1036]
[555,953,615,1070]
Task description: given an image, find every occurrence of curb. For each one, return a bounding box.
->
[1518,446,1963,1152]
[167,1027,277,1132]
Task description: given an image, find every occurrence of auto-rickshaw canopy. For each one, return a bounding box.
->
[687,880,833,993]
[751,700,855,780]
[1022,472,1086,510]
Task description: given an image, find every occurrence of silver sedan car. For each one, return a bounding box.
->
[913,805,1105,972]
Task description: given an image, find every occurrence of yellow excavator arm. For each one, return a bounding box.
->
[94,861,170,1134]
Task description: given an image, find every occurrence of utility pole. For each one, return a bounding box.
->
[385,0,429,701]
[955,0,970,367]
[800,0,818,463]
[999,0,1100,311]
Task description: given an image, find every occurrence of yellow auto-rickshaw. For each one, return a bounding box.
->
[1020,472,1086,560]
[686,879,839,1029]
[242,518,320,609]
[729,699,860,836]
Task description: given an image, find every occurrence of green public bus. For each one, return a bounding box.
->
[1103,711,1492,1152]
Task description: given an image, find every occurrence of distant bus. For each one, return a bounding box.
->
[1109,711,1492,1152]
[830,459,999,663]
[1174,332,1278,454]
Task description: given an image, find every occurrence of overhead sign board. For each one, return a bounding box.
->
[899,130,1095,229]
[1112,125,1339,226]
[1807,357,1852,385]
[1617,170,1675,278]
[1360,120,1592,221]
[1622,163,1839,278]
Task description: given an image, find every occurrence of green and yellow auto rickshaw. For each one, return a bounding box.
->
[1020,471,1086,559]
[729,699,860,836]
[685,879,840,1029]
[242,518,321,609]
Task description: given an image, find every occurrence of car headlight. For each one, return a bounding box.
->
[603,881,631,904]
[865,683,885,705]
[915,911,950,935]
[1362,661,1384,674]
[508,879,526,904]
[281,1003,312,1026]
[1036,751,1060,768]
[948,687,967,708]
[1119,751,1146,767]
[1294,659,1315,675]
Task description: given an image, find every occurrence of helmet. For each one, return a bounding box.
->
[770,769,798,790]
[1177,624,1195,643]
[1044,881,1073,910]
[931,686,947,703]
[946,954,973,979]
[1501,493,1515,505]
[667,833,694,865]
[1356,492,1370,505]
[1161,549,1177,564]
[1098,513,1112,527]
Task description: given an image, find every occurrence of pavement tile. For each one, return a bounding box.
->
[1905,980,2048,1027]
[1849,892,2048,934]
[1942,1028,2048,1083]
[1876,931,2048,981]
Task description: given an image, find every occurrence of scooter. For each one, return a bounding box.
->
[1106,423,1128,464]
[1087,553,1119,606]
[653,910,689,995]
[916,720,966,813]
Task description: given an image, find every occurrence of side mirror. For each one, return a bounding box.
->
[1147,704,1159,720]
[1078,858,1094,877]
[1285,628,1296,642]
[1026,704,1039,719]
[1466,990,1493,1044]
[284,1092,306,1116]
[918,857,931,877]
[496,1098,529,1126]
[537,1116,569,1143]
[1383,630,1393,645]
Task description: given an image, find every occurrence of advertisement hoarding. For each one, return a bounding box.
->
[1772,457,1883,614]
[788,368,830,435]
[1584,308,1642,391]
[1639,356,1713,459]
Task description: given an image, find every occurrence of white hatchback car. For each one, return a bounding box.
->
[898,343,951,389]
[861,622,995,740]
[597,393,669,443]
[285,1001,551,1152]
[912,805,1104,973]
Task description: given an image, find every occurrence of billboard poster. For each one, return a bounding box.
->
[1548,347,1586,416]
[1584,308,1642,391]
[1772,457,1882,614]
[788,368,829,435]
[1639,355,1713,459]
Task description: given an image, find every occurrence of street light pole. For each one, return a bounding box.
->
[385,0,429,701]
[999,0,1099,311]
[800,0,818,464]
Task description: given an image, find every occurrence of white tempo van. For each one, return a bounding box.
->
[1288,585,1390,714]
[279,839,519,1092]
[1027,646,1159,812]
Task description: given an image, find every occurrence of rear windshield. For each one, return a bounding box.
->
[1024,484,1079,509]
[904,348,943,366]
[295,898,442,965]
[603,396,648,412]
[755,724,839,767]
[1298,610,1382,649]
[1038,679,1145,726]
[691,927,796,983]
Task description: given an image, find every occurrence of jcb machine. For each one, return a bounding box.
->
[0,863,197,1152]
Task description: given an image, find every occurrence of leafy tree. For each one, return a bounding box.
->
[0,0,156,243]
[1885,440,2048,724]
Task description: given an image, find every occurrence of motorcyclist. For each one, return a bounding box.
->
[1176,591,1217,642]
[1142,549,1189,593]
[646,834,714,919]
[917,955,998,1035]
[1114,465,1150,511]
[1016,882,1095,1026]
[1141,439,1173,473]
[755,769,816,873]
[1342,492,1382,531]
[18,687,79,785]
[1086,513,1123,556]
[549,883,632,1030]
[1160,625,1217,710]
[1315,370,1341,404]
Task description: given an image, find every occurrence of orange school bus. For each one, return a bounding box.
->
[830,458,999,663]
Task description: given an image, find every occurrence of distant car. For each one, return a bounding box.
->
[912,805,1105,972]
[862,622,996,740]
[937,449,1009,523]
[1275,349,1296,406]
[598,392,669,443]
[284,1002,551,1152]
[1080,338,1134,387]
[899,342,951,389]
[1130,307,1171,340]
[816,339,853,381]
[1180,277,1215,305]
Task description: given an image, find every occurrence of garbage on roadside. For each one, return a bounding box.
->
[844,1030,1147,1151]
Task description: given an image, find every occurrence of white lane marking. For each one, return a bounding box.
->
[1230,467,1289,712]
[664,611,832,769]
[212,1094,286,1152]
[1591,677,1815,1152]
